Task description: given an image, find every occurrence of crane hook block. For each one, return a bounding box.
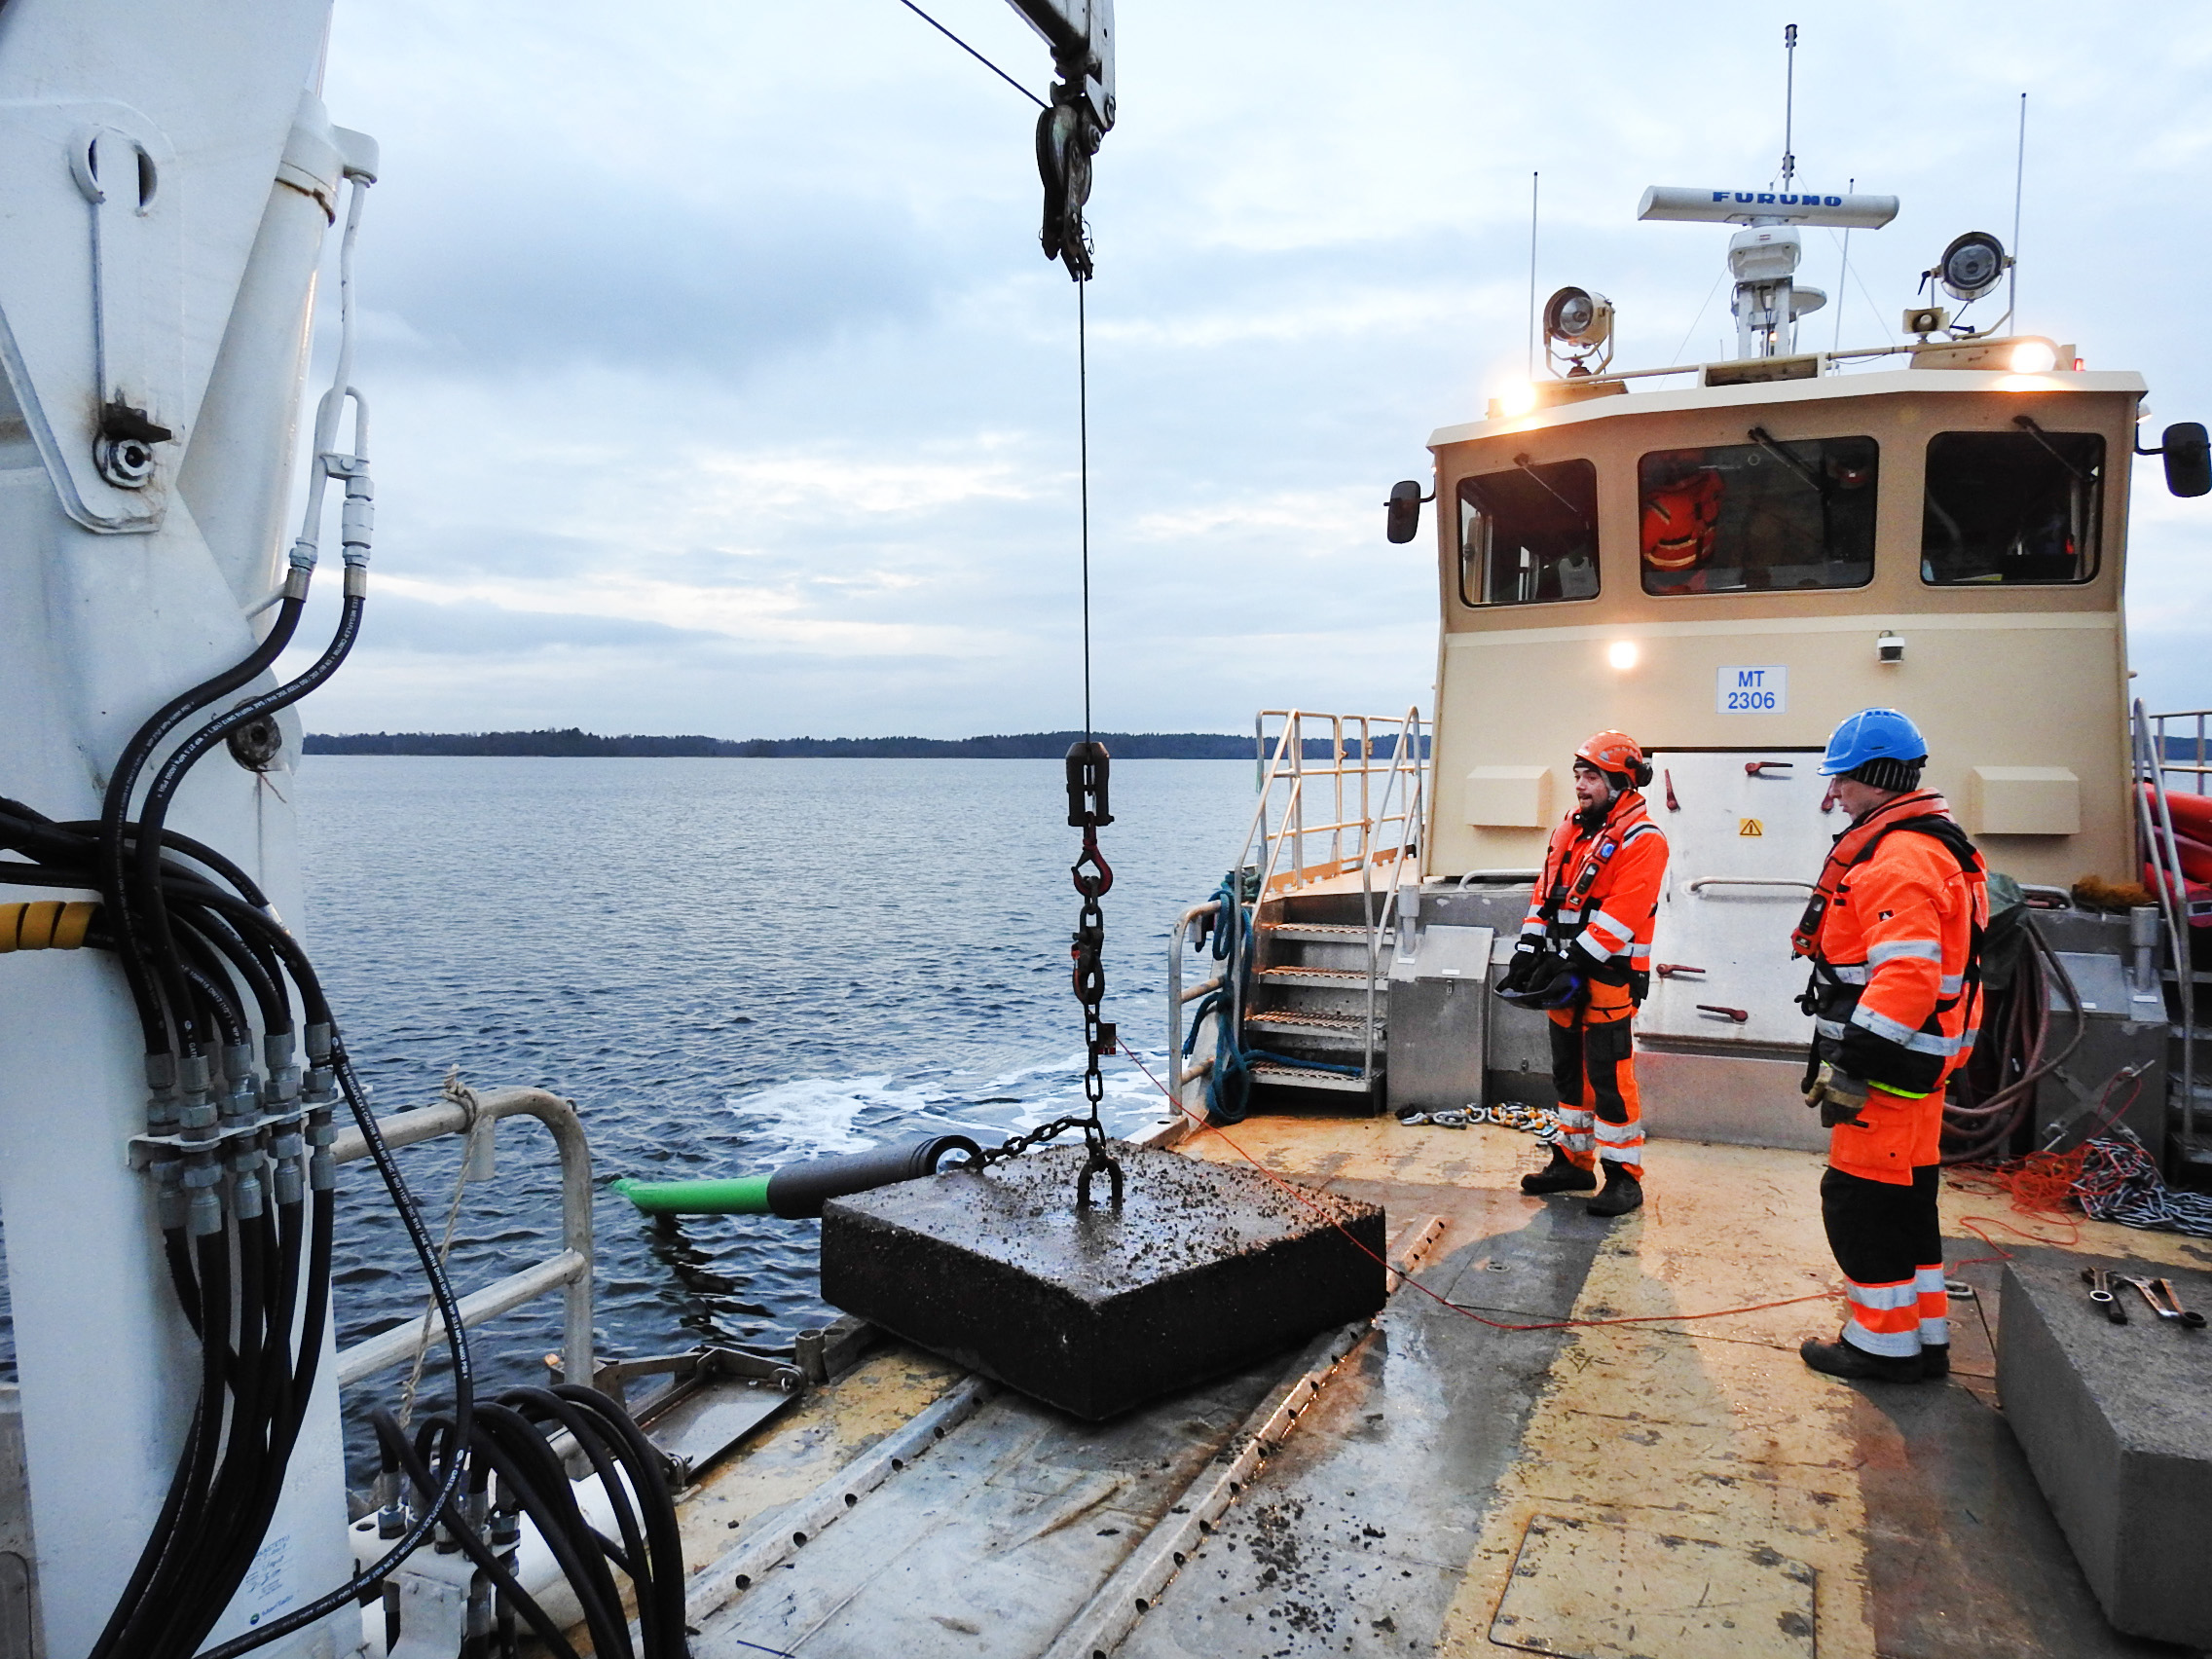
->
[1065,740,1113,828]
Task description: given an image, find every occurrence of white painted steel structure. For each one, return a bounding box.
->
[0,6,365,1655]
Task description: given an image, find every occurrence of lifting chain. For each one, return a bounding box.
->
[966,742,1122,1208]
[1065,739,1121,1208]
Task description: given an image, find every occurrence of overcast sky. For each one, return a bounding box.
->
[284,0,2212,738]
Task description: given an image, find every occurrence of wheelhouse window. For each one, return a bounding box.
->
[1456,459,1600,607]
[1922,429,2103,584]
[1638,434,1878,594]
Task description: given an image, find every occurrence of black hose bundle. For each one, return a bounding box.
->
[372,1386,688,1659]
[0,571,492,1659]
[1940,910,2086,1164]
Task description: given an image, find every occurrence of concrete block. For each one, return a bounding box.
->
[1997,1247,2212,1648]
[820,1142,1386,1420]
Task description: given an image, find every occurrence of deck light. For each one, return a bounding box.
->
[1607,641,1639,671]
[1877,632,1905,664]
[1496,383,1537,418]
[2009,338,2059,374]
[1929,231,2010,303]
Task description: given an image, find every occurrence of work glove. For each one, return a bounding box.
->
[1501,939,1548,992]
[1804,1062,1869,1128]
[1498,950,1583,1010]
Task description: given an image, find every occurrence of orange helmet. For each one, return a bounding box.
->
[1575,730,1652,788]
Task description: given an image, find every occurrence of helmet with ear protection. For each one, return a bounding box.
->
[1575,730,1653,790]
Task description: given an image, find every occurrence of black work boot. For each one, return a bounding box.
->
[1586,1161,1643,1218]
[1520,1147,1598,1196]
[1800,1335,1926,1384]
[1921,1343,1950,1381]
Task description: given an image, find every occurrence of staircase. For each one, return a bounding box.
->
[2133,702,2212,1170]
[1166,708,1425,1121]
[1243,896,1392,1106]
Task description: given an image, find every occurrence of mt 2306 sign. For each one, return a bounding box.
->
[1716,666,1787,714]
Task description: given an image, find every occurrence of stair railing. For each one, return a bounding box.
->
[2133,701,2198,1147]
[1212,708,1427,1084]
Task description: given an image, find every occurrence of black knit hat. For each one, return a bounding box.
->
[1844,755,1925,793]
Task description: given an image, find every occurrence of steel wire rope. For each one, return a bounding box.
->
[893,0,1046,108]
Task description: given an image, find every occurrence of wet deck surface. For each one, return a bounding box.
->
[677,1117,2212,1657]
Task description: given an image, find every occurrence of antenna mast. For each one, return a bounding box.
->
[1780,23,1797,187]
[2010,92,2027,326]
[1527,171,1539,379]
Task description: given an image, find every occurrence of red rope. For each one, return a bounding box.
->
[1118,1051,1841,1335]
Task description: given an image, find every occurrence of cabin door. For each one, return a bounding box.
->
[1639,750,1832,1050]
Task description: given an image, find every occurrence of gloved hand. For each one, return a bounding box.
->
[1804,1062,1869,1128]
[1498,950,1583,1010]
[1501,939,1548,992]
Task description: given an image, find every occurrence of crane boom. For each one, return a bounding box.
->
[1005,0,1116,278]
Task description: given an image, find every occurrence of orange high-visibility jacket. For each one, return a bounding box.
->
[1796,792,1987,1178]
[1522,791,1669,998]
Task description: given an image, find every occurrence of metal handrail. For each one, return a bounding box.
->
[331,1086,593,1388]
[1210,708,1428,1086]
[2133,703,2197,1145]
[1688,877,1817,895]
[2149,707,2212,794]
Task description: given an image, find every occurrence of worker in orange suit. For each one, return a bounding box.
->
[1794,708,1988,1383]
[1498,731,1670,1218]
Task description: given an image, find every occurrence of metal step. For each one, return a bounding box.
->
[1248,1061,1373,1093]
[1262,923,1395,945]
[1246,1009,1372,1037]
[1255,966,1370,985]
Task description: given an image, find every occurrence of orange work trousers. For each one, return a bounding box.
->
[1546,979,1644,1180]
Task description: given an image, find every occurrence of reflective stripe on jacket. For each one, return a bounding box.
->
[1523,791,1669,986]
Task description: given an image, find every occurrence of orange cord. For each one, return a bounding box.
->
[1119,1051,1842,1335]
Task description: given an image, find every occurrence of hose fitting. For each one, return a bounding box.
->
[264,1030,300,1109]
[306,1106,336,1193]
[145,1050,180,1136]
[177,1053,216,1136]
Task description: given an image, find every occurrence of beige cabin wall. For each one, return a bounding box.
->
[1423,379,2144,889]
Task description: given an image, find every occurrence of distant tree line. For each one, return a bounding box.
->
[303,727,1428,759]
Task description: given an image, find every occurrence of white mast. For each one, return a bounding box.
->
[0,4,357,1654]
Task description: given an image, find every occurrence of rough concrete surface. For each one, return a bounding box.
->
[1998,1247,2212,1650]
[820,1141,1386,1419]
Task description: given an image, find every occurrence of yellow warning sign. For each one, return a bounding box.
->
[1739,818,1764,837]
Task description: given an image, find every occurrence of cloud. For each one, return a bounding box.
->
[279,0,2212,741]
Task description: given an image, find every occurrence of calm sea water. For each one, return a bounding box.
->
[295,756,1256,1436]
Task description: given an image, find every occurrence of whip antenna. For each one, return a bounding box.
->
[1781,23,1798,187]
[1526,172,1539,379]
[2010,92,2027,325]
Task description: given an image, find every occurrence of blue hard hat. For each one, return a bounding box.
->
[1819,707,1928,776]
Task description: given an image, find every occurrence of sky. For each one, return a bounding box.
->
[284,0,2212,739]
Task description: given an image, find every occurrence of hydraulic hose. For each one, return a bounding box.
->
[1941,920,2086,1163]
[369,1410,587,1659]
[94,586,311,1057]
[613,1132,983,1218]
[129,592,367,1049]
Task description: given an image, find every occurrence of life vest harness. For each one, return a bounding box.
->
[1791,793,1988,1086]
[1536,791,1659,990]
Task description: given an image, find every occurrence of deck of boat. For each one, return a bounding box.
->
[667,1117,2210,1658]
